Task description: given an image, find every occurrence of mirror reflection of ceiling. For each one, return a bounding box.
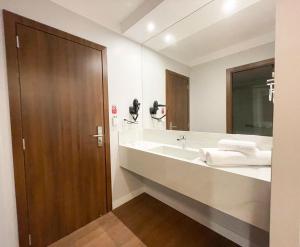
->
[50,0,275,66]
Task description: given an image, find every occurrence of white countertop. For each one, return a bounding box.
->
[120,141,271,182]
[119,130,271,230]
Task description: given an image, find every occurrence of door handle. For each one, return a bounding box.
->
[92,134,103,137]
[92,126,103,147]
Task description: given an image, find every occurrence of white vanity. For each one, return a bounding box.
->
[119,129,272,231]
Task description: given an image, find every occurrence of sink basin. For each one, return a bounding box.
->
[149,146,199,161]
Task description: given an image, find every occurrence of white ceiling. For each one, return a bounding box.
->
[50,0,148,32]
[49,0,276,67]
[159,0,275,66]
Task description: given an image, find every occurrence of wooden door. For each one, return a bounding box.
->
[166,70,190,131]
[226,58,275,134]
[17,24,108,246]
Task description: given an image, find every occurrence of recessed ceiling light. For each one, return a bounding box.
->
[147,22,155,32]
[164,34,175,44]
[222,0,236,14]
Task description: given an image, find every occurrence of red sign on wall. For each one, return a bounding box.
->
[112,105,117,114]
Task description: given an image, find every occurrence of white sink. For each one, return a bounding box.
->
[149,146,199,161]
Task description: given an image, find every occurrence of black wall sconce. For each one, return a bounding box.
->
[124,99,140,124]
[149,100,166,121]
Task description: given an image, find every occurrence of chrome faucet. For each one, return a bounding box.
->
[176,135,186,149]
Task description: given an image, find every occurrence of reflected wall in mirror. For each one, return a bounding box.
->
[141,0,276,136]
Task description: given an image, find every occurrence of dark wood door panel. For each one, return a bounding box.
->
[226,58,275,133]
[17,24,107,246]
[166,70,190,131]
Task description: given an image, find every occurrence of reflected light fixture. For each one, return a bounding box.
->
[222,0,236,14]
[164,34,175,44]
[147,22,155,32]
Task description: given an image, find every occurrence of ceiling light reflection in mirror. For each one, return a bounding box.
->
[222,0,237,14]
[147,22,156,32]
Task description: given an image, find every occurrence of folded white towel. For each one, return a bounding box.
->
[199,148,218,162]
[206,150,272,166]
[218,139,257,155]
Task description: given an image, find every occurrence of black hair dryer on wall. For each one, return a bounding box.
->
[149,100,166,121]
[124,99,140,124]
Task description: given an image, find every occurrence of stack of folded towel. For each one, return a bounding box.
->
[199,139,272,167]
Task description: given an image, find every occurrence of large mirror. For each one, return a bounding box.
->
[141,0,275,137]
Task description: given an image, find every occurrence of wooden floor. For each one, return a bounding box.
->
[51,193,239,247]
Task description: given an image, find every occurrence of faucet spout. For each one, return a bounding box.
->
[176,135,186,149]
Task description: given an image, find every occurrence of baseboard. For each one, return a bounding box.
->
[112,187,145,209]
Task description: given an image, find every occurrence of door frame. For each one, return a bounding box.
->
[165,69,190,130]
[3,10,112,246]
[226,58,275,133]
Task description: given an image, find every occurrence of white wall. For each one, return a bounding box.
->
[0,0,146,245]
[270,0,300,246]
[142,46,190,129]
[190,43,275,133]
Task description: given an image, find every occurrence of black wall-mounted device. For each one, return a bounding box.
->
[124,99,140,124]
[149,100,166,121]
[129,99,140,118]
